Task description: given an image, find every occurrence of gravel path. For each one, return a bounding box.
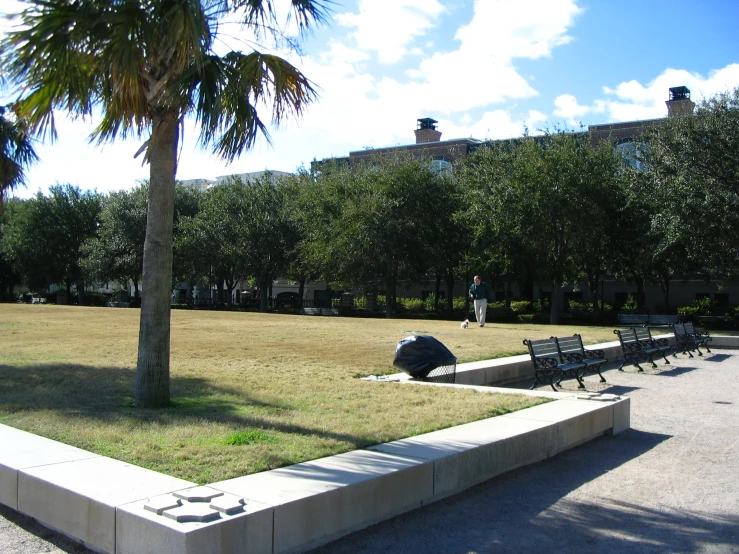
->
[2,349,738,553]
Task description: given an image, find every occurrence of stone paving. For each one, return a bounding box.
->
[2,348,738,553]
[312,349,739,553]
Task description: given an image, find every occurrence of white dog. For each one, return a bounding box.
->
[460,319,469,329]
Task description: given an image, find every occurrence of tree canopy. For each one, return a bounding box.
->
[0,0,330,407]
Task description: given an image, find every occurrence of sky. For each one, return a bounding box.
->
[2,0,739,199]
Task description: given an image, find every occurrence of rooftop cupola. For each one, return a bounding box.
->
[666,86,695,117]
[414,117,442,144]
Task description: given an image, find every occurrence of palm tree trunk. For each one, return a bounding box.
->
[135,113,178,408]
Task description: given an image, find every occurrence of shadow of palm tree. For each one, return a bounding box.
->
[0,362,378,450]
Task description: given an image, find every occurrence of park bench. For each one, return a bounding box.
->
[614,328,671,372]
[616,313,648,327]
[523,337,586,391]
[31,297,47,304]
[616,313,681,327]
[301,307,341,316]
[672,322,702,357]
[645,314,682,328]
[635,326,672,360]
[684,321,712,353]
[553,334,608,383]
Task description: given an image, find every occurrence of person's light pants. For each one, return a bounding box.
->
[474,298,487,326]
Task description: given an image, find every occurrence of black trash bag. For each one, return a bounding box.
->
[393,335,457,379]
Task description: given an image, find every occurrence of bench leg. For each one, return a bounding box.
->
[593,365,606,383]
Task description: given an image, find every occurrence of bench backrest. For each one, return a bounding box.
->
[684,321,700,335]
[523,338,560,370]
[672,322,688,336]
[553,334,585,360]
[614,328,640,353]
[617,313,649,326]
[634,326,657,345]
[648,314,681,326]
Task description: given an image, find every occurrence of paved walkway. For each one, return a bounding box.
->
[2,349,738,553]
[313,349,739,553]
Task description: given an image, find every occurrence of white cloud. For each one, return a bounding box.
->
[335,0,446,64]
[551,64,739,127]
[455,0,581,61]
[553,94,591,125]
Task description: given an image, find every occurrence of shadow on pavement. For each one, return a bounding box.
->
[313,429,707,554]
[705,353,732,362]
[0,503,94,554]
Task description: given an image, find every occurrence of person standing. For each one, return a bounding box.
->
[469,275,489,327]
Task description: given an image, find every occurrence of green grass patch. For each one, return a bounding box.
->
[224,430,275,445]
[0,305,622,484]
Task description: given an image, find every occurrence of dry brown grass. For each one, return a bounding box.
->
[0,304,618,484]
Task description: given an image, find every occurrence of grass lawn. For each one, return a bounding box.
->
[0,304,619,484]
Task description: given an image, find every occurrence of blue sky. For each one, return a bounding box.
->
[3,0,739,198]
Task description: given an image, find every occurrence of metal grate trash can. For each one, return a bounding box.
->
[393,335,457,384]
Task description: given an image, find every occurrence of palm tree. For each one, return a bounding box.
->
[1,0,329,407]
[0,105,38,210]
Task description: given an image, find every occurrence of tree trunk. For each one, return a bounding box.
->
[445,270,454,314]
[385,272,396,319]
[258,278,269,312]
[549,280,563,325]
[298,276,306,308]
[135,113,178,408]
[433,273,441,313]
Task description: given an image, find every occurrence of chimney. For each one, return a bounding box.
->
[414,118,442,144]
[666,86,695,117]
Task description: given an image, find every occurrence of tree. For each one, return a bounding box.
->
[176,182,250,307]
[81,185,149,301]
[460,131,624,323]
[0,203,22,300]
[83,182,200,304]
[303,155,450,318]
[238,175,297,312]
[1,0,329,407]
[1,185,101,295]
[639,87,739,276]
[0,104,38,209]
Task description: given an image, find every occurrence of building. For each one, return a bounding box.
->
[313,117,484,174]
[308,87,739,312]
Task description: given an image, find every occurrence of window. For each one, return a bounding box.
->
[430,157,452,175]
[615,139,646,171]
[715,293,730,306]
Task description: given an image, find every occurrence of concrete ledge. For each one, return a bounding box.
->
[0,425,100,511]
[116,488,273,554]
[0,341,639,553]
[18,457,195,553]
[211,449,434,553]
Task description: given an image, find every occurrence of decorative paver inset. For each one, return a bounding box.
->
[162,503,221,523]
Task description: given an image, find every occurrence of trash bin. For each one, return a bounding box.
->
[393,335,457,383]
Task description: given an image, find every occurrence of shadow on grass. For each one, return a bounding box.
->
[0,362,375,452]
